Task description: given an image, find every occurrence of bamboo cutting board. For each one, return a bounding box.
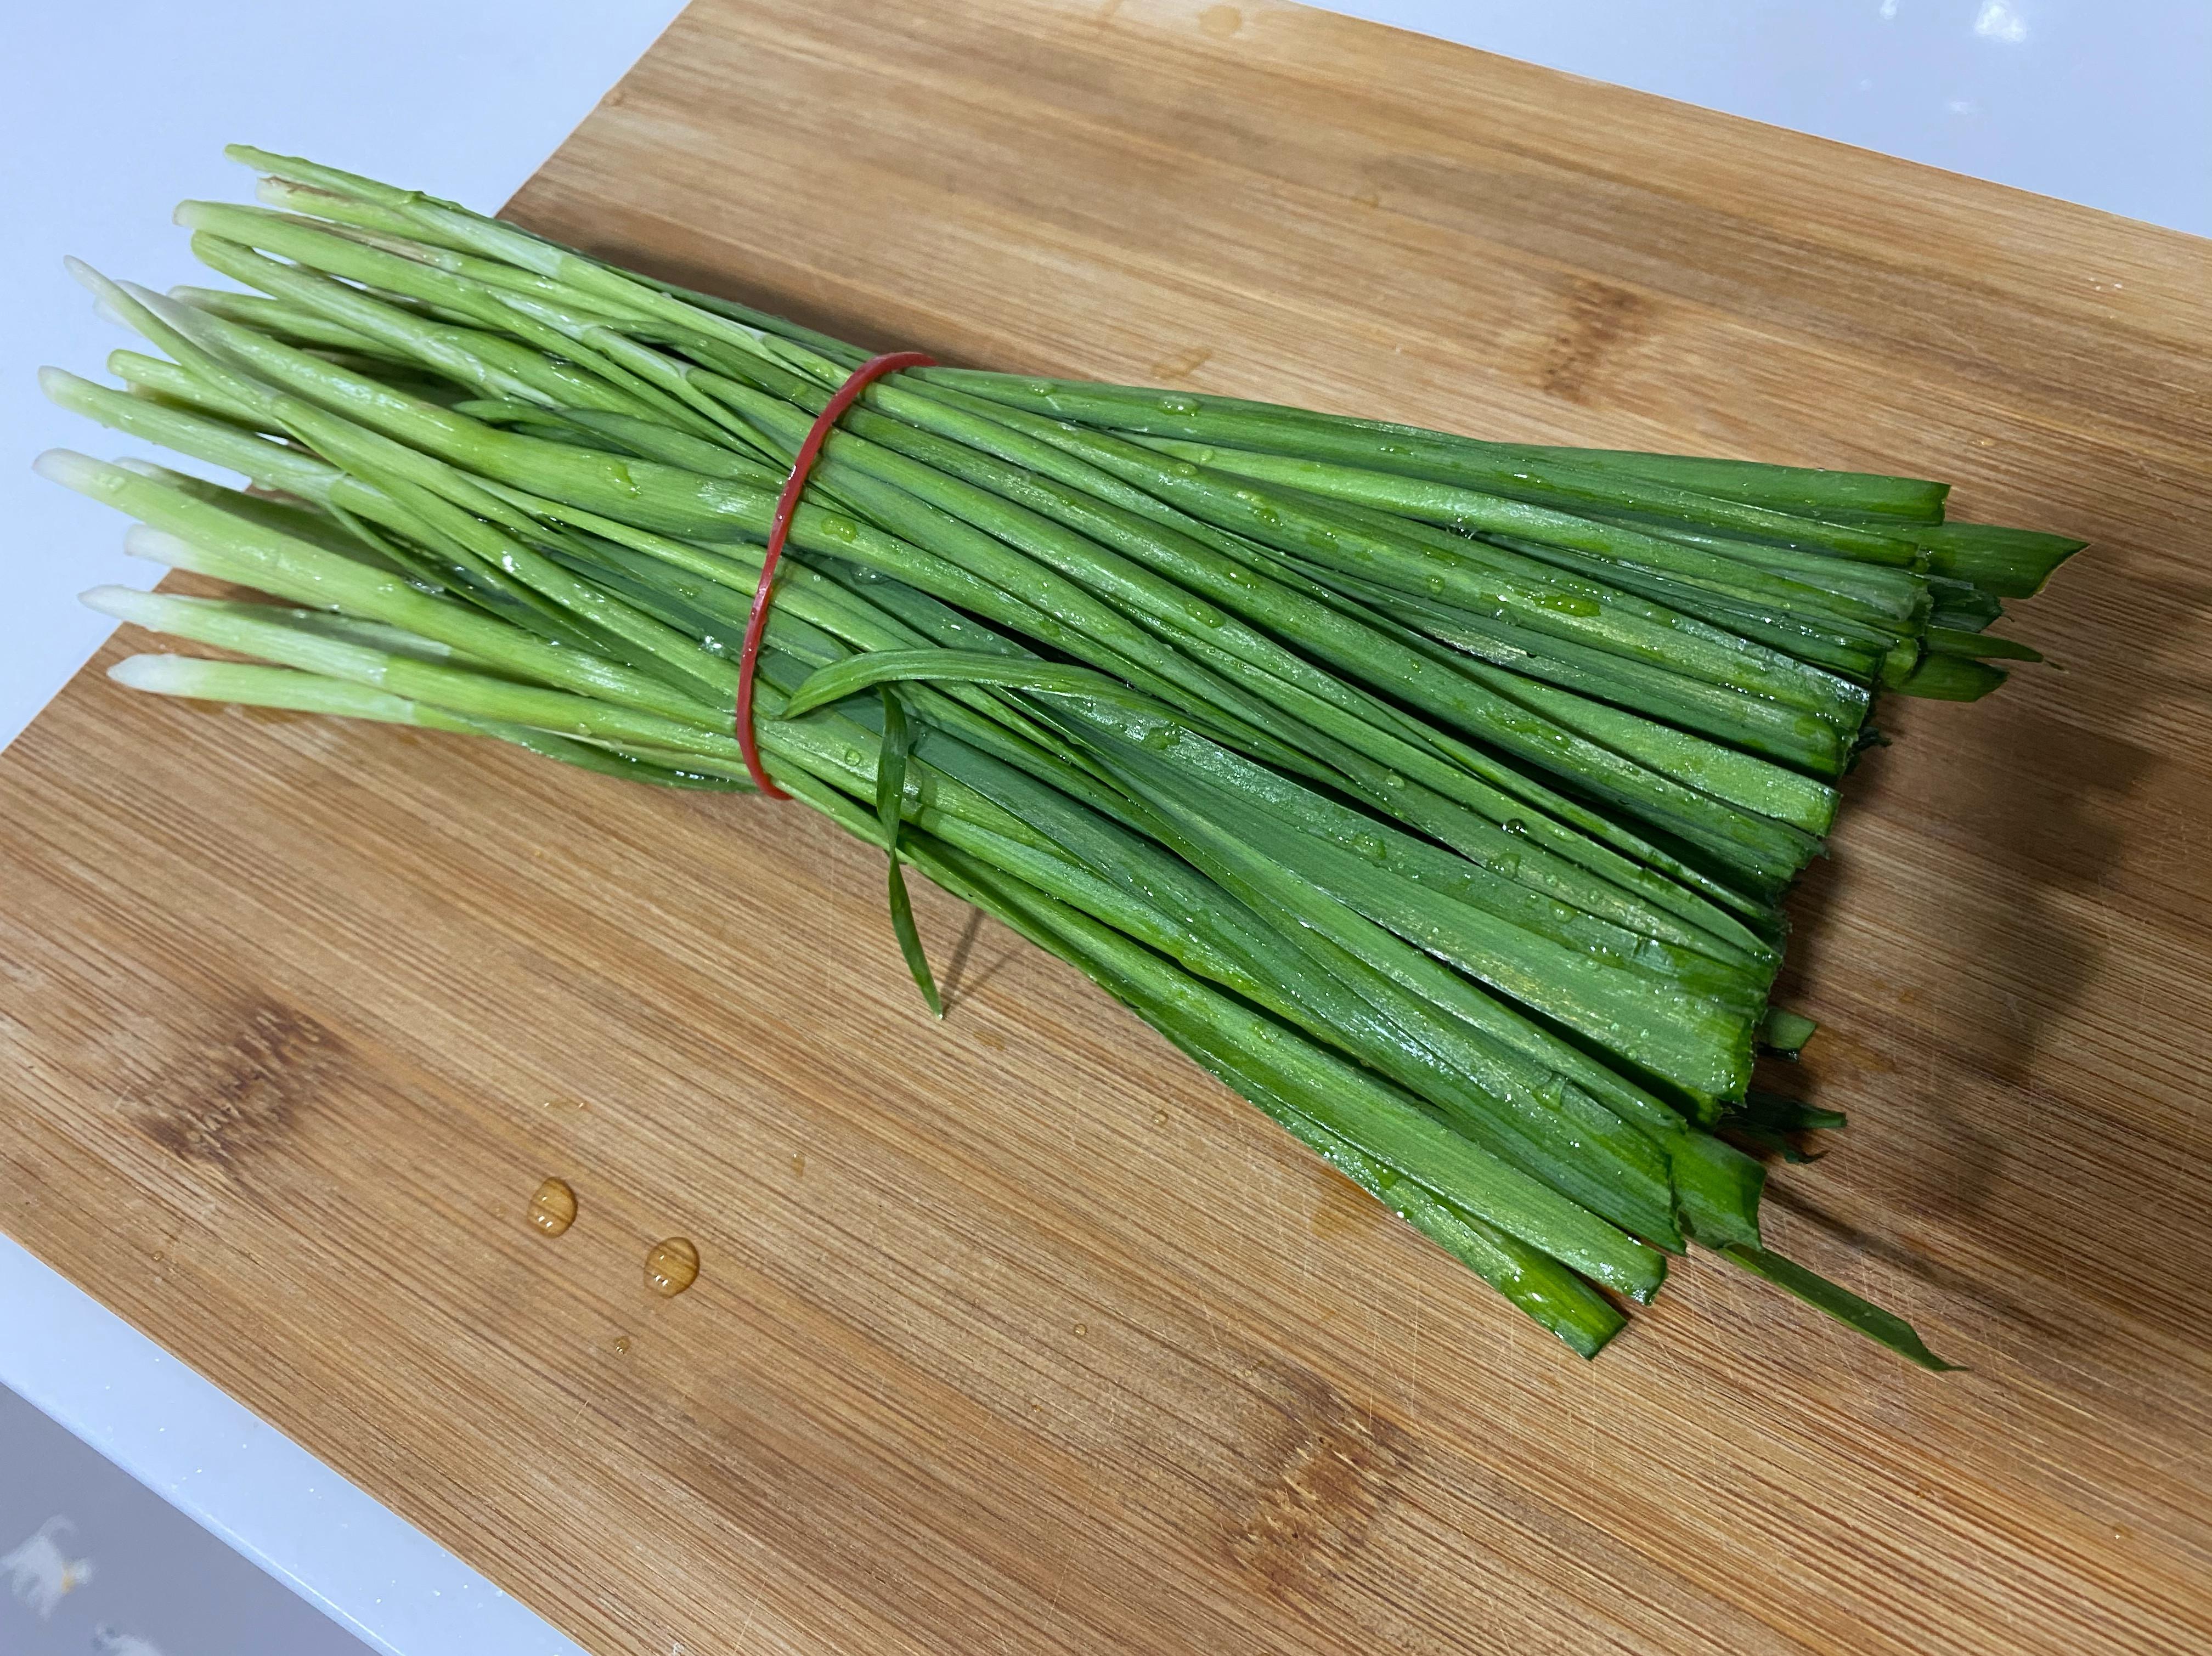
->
[6,2,2211,1651]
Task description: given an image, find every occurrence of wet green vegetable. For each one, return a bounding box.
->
[37,148,2080,1369]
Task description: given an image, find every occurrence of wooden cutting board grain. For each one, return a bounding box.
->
[7,3,2211,1651]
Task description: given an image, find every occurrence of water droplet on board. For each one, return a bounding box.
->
[645,1237,700,1297]
[528,1178,577,1237]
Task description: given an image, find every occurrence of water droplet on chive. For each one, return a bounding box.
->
[1533,590,1601,617]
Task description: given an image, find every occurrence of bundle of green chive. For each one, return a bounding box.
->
[37,148,2081,1365]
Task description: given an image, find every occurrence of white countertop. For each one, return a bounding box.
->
[3,3,2205,1653]
[1,1235,582,1656]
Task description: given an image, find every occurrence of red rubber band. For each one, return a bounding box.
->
[737,349,936,798]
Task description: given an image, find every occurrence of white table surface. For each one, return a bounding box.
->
[4,4,2206,1654]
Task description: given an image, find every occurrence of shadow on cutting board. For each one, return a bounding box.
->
[1765,538,2212,1347]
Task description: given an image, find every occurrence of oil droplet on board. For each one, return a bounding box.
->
[1073,1322,1088,1337]
[528,1177,577,1237]
[646,1237,700,1297]
[1152,1109,1169,1126]
[791,1151,807,1177]
[611,1334,632,1357]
